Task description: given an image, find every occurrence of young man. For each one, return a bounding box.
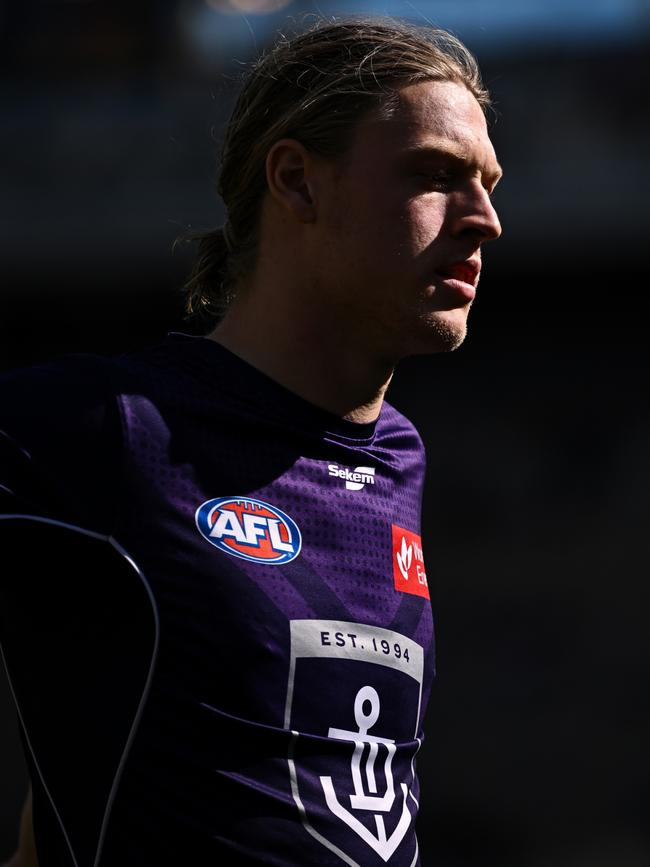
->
[0,17,501,867]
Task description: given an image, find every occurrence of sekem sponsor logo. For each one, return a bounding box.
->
[328,464,376,491]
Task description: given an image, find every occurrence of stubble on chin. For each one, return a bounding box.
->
[420,310,469,354]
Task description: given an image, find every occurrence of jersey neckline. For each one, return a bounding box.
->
[165,332,380,442]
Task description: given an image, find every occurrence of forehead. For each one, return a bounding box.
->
[350,79,500,179]
[392,79,488,139]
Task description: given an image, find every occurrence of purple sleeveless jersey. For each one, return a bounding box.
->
[0,333,435,867]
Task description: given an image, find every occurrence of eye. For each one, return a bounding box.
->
[417,169,453,189]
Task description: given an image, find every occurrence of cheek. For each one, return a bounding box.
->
[402,198,446,253]
[331,183,446,277]
[358,194,446,264]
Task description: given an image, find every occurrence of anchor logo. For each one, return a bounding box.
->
[319,686,412,862]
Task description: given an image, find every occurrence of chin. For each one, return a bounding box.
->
[417,310,469,354]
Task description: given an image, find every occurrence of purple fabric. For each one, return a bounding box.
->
[0,333,434,866]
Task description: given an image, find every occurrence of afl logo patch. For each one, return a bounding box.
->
[195,497,302,565]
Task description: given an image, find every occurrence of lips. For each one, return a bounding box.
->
[437,260,480,286]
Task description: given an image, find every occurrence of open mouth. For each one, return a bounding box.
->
[436,262,478,286]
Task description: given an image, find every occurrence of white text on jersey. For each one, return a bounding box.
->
[328,464,376,492]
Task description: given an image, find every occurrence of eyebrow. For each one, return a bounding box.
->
[404,143,503,186]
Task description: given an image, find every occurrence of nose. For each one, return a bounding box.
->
[449,181,502,243]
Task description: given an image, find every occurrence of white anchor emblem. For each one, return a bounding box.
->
[319,686,412,862]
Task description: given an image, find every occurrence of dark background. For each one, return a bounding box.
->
[1,1,649,864]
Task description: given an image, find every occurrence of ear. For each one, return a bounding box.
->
[265,138,318,223]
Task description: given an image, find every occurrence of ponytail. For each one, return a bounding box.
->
[181,225,233,323]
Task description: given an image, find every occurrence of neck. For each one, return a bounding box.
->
[206,283,395,425]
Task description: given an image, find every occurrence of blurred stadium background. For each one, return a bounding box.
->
[1,1,649,864]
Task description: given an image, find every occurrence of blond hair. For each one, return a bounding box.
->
[182,16,490,323]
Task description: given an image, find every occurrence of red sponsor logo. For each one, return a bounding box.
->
[392,525,429,599]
